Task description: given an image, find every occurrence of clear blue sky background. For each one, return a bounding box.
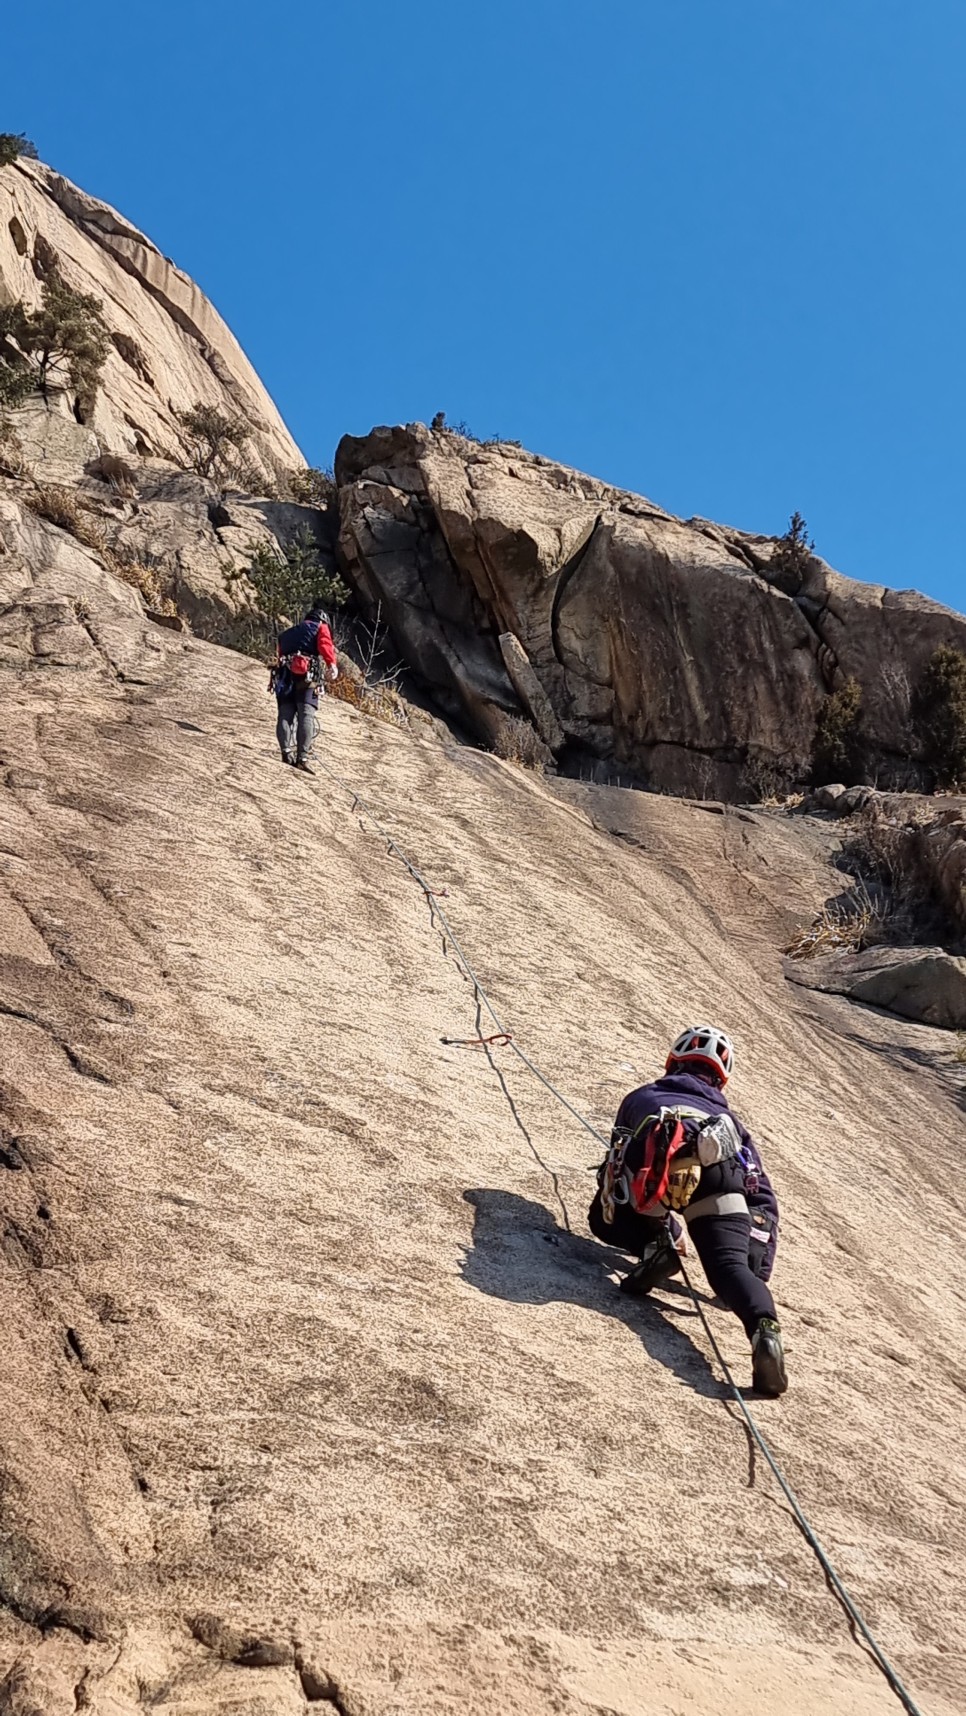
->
[4,1,964,608]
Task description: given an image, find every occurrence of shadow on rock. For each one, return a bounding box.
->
[461,1187,727,1400]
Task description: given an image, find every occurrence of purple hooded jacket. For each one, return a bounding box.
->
[614,1069,779,1278]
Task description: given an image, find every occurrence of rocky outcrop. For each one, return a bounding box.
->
[785,943,966,1029]
[0,466,336,642]
[0,158,303,482]
[336,423,966,797]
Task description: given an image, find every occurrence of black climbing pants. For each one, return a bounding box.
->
[588,1193,776,1340]
[276,693,318,763]
[686,1212,777,1338]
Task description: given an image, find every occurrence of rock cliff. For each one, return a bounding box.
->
[0,158,302,482]
[4,158,966,1713]
[337,424,966,798]
[1,504,965,1716]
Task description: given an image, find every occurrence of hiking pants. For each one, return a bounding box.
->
[687,1212,777,1338]
[276,693,318,763]
[588,1195,776,1339]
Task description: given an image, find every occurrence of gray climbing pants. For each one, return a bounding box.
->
[276,694,318,763]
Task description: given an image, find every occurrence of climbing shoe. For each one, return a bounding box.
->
[282,754,297,766]
[619,1231,682,1298]
[296,759,317,775]
[751,1317,788,1397]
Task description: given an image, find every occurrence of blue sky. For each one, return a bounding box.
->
[4,1,964,610]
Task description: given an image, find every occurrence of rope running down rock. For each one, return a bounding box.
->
[313,751,927,1716]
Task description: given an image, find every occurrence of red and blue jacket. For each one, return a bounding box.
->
[275,616,337,707]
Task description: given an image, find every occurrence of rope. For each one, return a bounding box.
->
[311,751,927,1716]
[678,1259,925,1716]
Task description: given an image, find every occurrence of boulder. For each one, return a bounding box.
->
[811,783,848,811]
[785,944,966,1030]
[336,424,966,799]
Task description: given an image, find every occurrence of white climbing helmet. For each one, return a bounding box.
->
[667,1024,736,1085]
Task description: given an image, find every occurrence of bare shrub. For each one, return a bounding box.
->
[740,753,795,804]
[838,803,956,948]
[881,661,913,728]
[841,806,913,893]
[492,713,550,772]
[784,879,880,960]
[954,1033,966,1066]
[325,604,411,729]
[326,671,410,729]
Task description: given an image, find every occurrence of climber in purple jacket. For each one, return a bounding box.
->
[588,1024,787,1396]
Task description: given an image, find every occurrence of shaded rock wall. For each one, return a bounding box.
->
[337,424,966,797]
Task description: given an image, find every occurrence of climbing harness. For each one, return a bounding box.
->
[598,1105,742,1223]
[270,652,327,698]
[308,752,927,1716]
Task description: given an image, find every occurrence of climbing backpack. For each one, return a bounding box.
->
[598,1105,742,1223]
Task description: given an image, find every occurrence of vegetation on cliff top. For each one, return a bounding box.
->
[0,132,38,167]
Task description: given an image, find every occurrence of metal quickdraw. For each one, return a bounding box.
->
[598,1121,641,1223]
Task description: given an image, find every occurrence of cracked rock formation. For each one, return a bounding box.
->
[337,423,966,796]
[0,157,302,483]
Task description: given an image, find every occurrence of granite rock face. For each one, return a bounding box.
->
[0,157,303,483]
[2,521,966,1713]
[337,424,966,796]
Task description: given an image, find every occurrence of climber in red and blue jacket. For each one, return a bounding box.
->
[588,1024,787,1396]
[273,603,338,774]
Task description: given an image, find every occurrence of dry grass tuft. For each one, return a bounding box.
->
[954,1033,966,1067]
[492,713,550,772]
[327,671,410,729]
[114,559,178,616]
[784,881,880,960]
[24,482,180,619]
[25,482,105,548]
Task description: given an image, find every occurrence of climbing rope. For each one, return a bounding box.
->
[312,751,927,1716]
